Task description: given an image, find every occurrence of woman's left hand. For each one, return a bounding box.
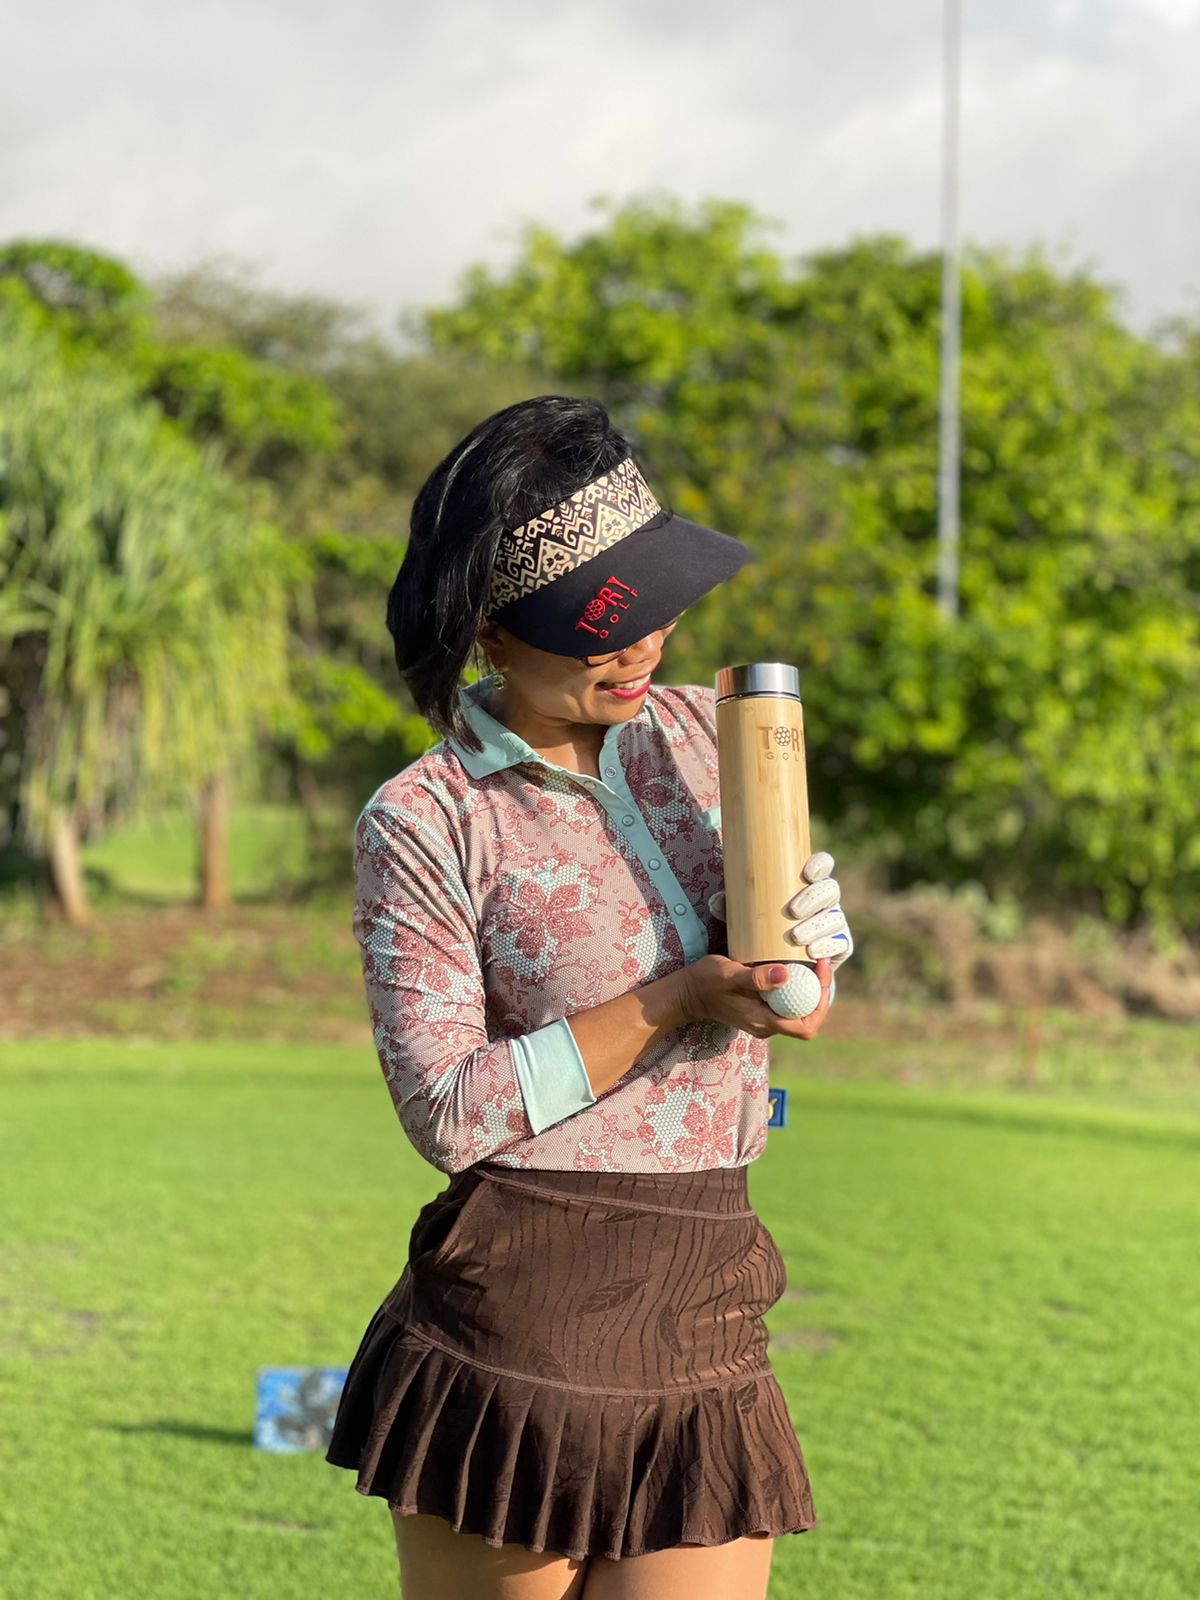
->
[708,851,854,977]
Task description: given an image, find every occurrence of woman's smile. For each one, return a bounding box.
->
[596,670,653,700]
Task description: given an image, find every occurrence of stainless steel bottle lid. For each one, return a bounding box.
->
[714,662,802,702]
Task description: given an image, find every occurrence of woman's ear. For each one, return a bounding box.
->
[476,621,504,670]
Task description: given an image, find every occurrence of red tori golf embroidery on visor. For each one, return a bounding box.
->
[573,576,638,639]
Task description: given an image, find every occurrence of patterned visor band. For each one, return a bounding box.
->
[484,457,663,619]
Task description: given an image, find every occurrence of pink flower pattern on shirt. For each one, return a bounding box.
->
[353,681,771,1174]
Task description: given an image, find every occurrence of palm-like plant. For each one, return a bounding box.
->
[0,301,291,920]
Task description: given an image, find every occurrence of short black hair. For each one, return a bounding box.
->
[387,394,633,752]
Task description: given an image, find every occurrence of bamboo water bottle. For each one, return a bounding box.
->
[714,662,822,1019]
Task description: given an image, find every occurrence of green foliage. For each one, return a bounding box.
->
[148,257,371,367]
[273,654,433,764]
[0,246,457,820]
[0,301,290,848]
[6,221,1196,933]
[270,526,432,782]
[428,196,1200,934]
[0,238,153,352]
[0,240,342,493]
[135,341,341,476]
[146,264,556,794]
[319,345,554,508]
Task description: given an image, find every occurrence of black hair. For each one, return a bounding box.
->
[387,394,633,752]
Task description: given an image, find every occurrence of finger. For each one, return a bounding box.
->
[708,890,727,920]
[802,851,835,884]
[812,956,834,1014]
[785,907,848,948]
[746,962,790,996]
[803,957,834,1020]
[807,930,853,961]
[784,877,840,921]
[735,1005,780,1039]
[724,977,788,1036]
[770,958,834,1038]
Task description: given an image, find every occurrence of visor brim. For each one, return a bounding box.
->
[490,512,756,659]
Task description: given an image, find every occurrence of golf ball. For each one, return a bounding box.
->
[763,961,823,1019]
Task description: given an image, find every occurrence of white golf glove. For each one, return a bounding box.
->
[708,850,854,981]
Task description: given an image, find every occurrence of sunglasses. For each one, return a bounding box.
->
[578,613,685,670]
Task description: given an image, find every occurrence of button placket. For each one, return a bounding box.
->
[600,792,709,964]
[539,726,709,967]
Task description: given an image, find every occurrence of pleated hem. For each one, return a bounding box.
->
[325,1310,819,1563]
[373,1497,817,1562]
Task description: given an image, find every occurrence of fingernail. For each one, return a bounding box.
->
[769,966,787,983]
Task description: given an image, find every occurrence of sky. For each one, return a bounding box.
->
[2,0,1198,339]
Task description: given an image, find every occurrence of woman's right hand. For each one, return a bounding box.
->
[674,954,835,1043]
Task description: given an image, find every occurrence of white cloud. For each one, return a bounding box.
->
[0,0,1196,335]
[1123,0,1200,25]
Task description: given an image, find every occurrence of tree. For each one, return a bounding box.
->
[0,244,403,893]
[0,239,152,352]
[0,240,342,487]
[427,196,1200,935]
[0,302,291,920]
[148,262,557,838]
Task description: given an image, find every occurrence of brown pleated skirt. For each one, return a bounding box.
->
[324,1160,818,1561]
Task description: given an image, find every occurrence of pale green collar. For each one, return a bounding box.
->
[446,677,638,781]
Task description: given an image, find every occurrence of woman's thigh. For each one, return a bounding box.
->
[392,1509,590,1600]
[582,1533,774,1600]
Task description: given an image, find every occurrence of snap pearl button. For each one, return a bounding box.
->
[605,766,616,777]
[621,814,635,826]
[673,903,688,915]
[648,858,661,870]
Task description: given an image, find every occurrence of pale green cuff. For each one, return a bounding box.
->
[510,1017,597,1136]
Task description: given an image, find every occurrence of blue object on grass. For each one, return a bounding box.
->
[767,1087,788,1128]
[254,1365,348,1452]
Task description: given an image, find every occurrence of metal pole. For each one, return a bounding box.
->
[937,0,962,623]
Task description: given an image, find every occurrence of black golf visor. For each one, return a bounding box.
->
[482,458,757,659]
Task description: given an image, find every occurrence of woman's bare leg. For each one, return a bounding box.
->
[581,1533,774,1600]
[392,1509,590,1600]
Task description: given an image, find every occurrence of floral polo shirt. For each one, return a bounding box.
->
[352,675,773,1176]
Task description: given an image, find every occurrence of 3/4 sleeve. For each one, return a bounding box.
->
[353,803,596,1173]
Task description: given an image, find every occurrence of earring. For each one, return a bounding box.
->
[491,670,506,688]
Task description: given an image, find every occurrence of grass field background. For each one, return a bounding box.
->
[3,1033,1198,1599]
[81,802,315,906]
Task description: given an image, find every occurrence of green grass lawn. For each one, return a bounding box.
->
[78,802,315,905]
[2,1038,1197,1599]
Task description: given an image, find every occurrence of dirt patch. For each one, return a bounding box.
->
[0,903,366,1043]
[849,882,1200,1023]
[1,890,1197,1047]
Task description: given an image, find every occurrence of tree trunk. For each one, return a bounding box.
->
[293,758,323,832]
[198,771,231,911]
[47,806,92,925]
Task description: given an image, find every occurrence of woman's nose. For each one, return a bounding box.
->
[627,624,671,655]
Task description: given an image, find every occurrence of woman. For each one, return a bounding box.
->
[325,395,854,1600]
